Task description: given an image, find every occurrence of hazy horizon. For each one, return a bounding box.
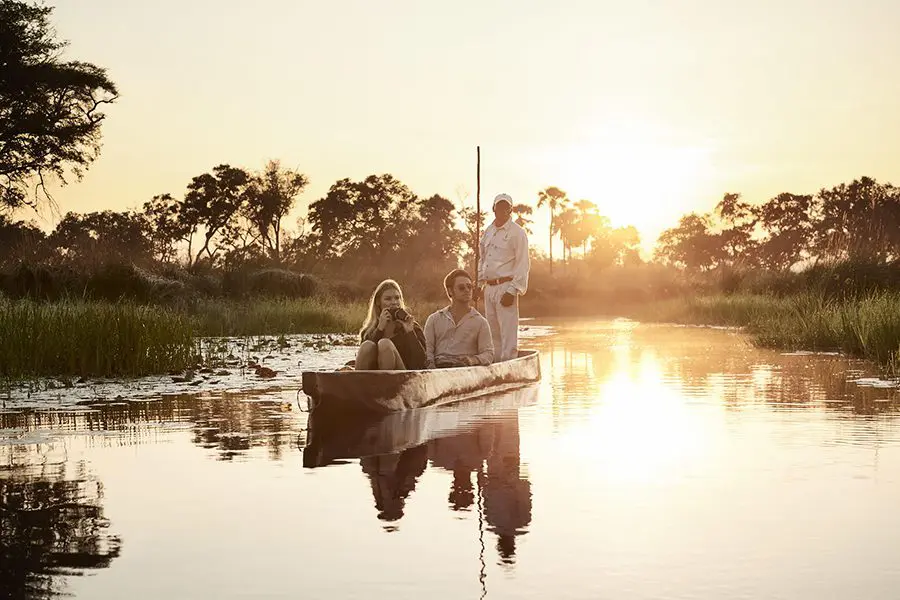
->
[29,0,900,253]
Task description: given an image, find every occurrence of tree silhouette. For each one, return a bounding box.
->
[0,214,45,267]
[754,192,815,270]
[571,199,598,257]
[307,174,418,266]
[654,213,718,271]
[713,192,758,267]
[536,186,569,275]
[181,164,252,267]
[512,203,534,235]
[0,0,118,209]
[48,210,152,266]
[814,177,900,262]
[555,206,578,266]
[141,193,194,264]
[244,160,309,263]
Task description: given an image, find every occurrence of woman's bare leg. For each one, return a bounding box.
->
[356,340,378,370]
[377,338,406,370]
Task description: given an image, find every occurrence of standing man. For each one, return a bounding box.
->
[478,193,530,362]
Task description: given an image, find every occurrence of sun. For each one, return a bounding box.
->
[536,121,716,252]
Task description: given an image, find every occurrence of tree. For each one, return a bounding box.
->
[654,213,718,271]
[141,193,193,263]
[754,192,815,270]
[0,213,44,266]
[48,210,152,266]
[813,177,900,262]
[458,203,487,276]
[536,186,569,275]
[244,160,308,262]
[415,194,464,263]
[181,164,251,266]
[713,192,758,266]
[571,199,598,257]
[512,203,533,234]
[555,206,578,266]
[306,174,418,265]
[0,1,118,209]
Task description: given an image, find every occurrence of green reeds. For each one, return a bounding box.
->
[632,291,900,375]
[0,297,371,381]
[190,297,367,337]
[0,298,197,380]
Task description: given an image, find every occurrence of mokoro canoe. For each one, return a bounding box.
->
[301,349,541,415]
[303,382,539,467]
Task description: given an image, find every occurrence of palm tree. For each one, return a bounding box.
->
[536,186,569,275]
[555,207,578,266]
[573,199,599,257]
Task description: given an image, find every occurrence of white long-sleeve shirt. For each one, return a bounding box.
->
[478,219,529,296]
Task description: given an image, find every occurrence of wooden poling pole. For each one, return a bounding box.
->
[475,146,481,310]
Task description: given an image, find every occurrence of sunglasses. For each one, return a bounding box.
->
[455,283,473,291]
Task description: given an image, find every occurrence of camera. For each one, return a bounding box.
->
[389,307,409,321]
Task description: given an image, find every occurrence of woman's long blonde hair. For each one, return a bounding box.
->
[359,279,405,342]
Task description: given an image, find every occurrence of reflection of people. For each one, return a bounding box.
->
[428,411,532,564]
[481,417,531,564]
[478,193,530,362]
[360,445,429,523]
[357,279,426,370]
[423,269,493,369]
[430,427,493,510]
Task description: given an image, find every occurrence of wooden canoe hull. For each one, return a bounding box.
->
[301,349,541,415]
[303,382,539,468]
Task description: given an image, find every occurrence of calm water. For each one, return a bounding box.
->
[3,319,900,599]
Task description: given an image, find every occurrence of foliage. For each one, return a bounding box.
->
[0,0,118,208]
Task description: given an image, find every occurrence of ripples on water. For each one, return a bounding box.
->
[2,320,900,599]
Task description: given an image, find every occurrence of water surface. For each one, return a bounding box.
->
[3,320,900,599]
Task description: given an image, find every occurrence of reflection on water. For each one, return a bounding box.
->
[306,385,537,563]
[356,412,533,561]
[2,320,900,599]
[0,444,121,599]
[430,415,531,564]
[1,392,298,461]
[361,447,429,526]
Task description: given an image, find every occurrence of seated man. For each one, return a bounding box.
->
[424,269,494,368]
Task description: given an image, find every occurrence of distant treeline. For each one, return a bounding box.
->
[0,163,645,301]
[654,176,900,271]
[3,170,900,305]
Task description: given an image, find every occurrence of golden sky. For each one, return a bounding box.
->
[46,0,900,252]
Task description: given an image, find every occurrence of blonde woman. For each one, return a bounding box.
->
[357,279,426,370]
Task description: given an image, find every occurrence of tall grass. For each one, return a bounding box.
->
[191,298,367,337]
[8,289,900,381]
[629,291,900,375]
[0,296,371,381]
[0,298,197,380]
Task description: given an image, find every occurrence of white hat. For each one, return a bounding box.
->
[493,193,513,208]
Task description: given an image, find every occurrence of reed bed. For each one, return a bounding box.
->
[630,291,900,375]
[0,298,197,380]
[7,290,900,380]
[0,296,371,381]
[190,297,367,337]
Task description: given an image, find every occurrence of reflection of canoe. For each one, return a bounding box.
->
[301,350,540,415]
[303,383,539,468]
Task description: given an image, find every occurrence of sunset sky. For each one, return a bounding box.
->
[45,0,900,253]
